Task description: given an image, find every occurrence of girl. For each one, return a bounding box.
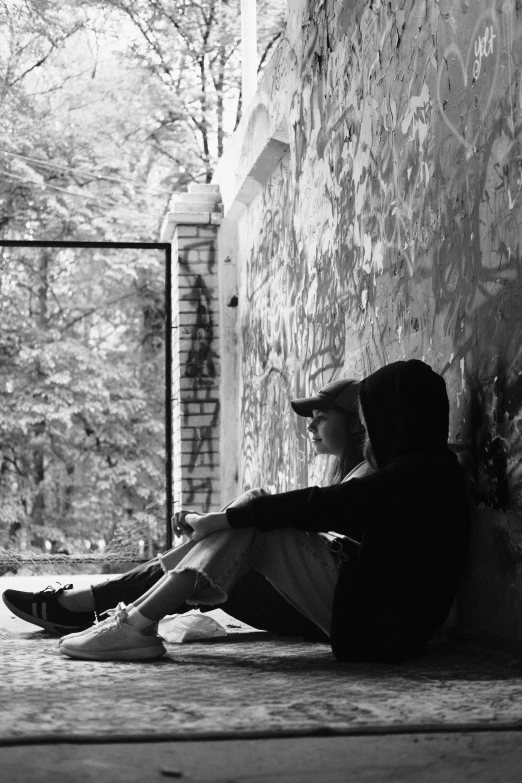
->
[4,378,369,647]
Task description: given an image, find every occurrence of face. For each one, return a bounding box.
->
[308,408,354,460]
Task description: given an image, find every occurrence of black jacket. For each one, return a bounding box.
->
[227,360,470,662]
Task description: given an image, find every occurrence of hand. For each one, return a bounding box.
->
[183,512,230,542]
[173,509,202,537]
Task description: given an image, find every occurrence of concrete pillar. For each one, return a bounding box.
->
[217,217,240,507]
[161,185,223,519]
[241,0,257,109]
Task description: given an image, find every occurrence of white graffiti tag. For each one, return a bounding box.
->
[473,25,496,81]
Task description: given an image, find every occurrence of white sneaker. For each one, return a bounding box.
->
[59,603,166,661]
[58,604,129,645]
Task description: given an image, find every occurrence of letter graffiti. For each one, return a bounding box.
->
[473,24,496,81]
[437,8,500,154]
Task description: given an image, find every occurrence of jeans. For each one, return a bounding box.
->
[92,490,342,638]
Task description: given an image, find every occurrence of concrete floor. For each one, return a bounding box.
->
[2,574,522,782]
[2,731,522,782]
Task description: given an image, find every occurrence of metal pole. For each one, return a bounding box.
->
[164,243,173,550]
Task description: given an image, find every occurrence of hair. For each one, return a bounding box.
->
[363,433,378,470]
[357,399,379,471]
[326,409,366,485]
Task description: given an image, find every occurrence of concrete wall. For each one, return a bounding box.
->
[213,0,522,648]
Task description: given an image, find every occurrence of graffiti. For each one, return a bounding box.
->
[437,6,500,155]
[178,238,216,275]
[473,24,496,80]
[173,230,220,512]
[182,400,220,472]
[268,37,292,98]
[233,0,522,512]
[183,477,213,510]
[422,0,522,509]
[182,267,217,385]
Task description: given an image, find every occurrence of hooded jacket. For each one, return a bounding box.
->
[226,360,470,662]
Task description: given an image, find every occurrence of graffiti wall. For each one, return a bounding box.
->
[224,0,522,643]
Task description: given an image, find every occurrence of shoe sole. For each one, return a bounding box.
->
[2,594,88,636]
[59,626,163,646]
[60,644,166,662]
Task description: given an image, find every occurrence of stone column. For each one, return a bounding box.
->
[161,184,223,519]
[241,0,258,108]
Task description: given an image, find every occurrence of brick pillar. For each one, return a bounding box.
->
[161,184,222,520]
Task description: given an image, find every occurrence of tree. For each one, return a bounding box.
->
[0,4,171,556]
[0,242,167,555]
[0,0,286,238]
[0,2,175,242]
[95,0,286,180]
[0,0,286,557]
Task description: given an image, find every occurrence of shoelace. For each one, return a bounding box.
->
[36,582,73,597]
[94,602,128,633]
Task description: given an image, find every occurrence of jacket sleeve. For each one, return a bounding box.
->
[225,474,390,538]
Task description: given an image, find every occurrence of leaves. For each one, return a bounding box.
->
[0,0,285,556]
[0,244,166,552]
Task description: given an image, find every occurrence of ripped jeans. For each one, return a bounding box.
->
[160,489,342,636]
[92,490,342,637]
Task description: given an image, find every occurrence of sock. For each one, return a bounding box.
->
[56,587,95,613]
[125,605,156,630]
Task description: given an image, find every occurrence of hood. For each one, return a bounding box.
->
[359,360,449,468]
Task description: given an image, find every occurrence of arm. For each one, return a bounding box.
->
[179,470,395,542]
[225,476,379,538]
[224,453,464,540]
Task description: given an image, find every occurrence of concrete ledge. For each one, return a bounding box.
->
[188,183,220,194]
[170,200,223,213]
[226,137,290,221]
[161,212,223,240]
[174,193,222,205]
[214,106,290,219]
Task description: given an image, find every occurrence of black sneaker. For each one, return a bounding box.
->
[2,584,95,635]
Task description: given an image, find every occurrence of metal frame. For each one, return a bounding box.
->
[0,240,174,551]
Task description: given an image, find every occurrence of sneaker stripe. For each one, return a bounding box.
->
[31,600,48,622]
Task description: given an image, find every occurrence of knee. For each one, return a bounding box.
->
[225,487,268,510]
[246,487,268,499]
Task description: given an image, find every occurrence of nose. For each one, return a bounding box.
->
[307,419,316,433]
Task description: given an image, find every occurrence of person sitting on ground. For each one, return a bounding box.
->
[52,359,470,663]
[3,377,369,643]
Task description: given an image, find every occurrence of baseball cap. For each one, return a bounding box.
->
[291,379,360,418]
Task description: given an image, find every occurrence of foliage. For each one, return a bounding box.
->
[0,1,174,241]
[97,0,285,178]
[0,0,286,238]
[0,244,166,554]
[0,0,286,556]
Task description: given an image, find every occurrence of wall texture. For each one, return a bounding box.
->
[216,0,522,647]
